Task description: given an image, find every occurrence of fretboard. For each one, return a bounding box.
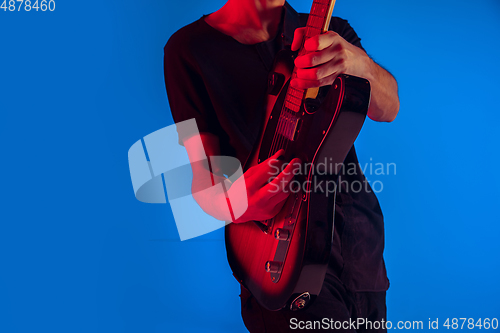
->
[283,0,336,114]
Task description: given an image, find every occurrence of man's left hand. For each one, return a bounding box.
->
[290,28,374,89]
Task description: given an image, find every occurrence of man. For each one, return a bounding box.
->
[164,0,399,331]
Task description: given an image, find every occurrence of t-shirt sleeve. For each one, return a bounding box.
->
[163,28,219,145]
[329,17,365,51]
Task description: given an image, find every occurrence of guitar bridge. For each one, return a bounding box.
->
[268,192,302,283]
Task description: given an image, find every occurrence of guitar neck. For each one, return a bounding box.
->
[286,0,337,111]
[302,0,336,48]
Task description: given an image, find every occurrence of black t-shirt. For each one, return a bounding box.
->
[164,2,389,292]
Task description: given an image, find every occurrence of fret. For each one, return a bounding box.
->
[307,17,322,30]
[285,100,301,112]
[285,99,301,107]
[309,13,325,19]
[286,94,302,105]
[289,86,305,98]
[307,24,322,32]
[305,26,322,39]
[290,95,301,104]
[307,0,335,33]
[286,97,302,106]
[280,0,335,117]
[311,4,327,13]
[312,3,328,15]
[290,91,304,100]
[285,83,306,114]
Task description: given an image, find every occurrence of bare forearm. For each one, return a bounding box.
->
[191,173,233,221]
[291,29,400,122]
[183,133,233,221]
[365,59,400,122]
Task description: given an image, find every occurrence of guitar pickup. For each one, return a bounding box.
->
[277,115,301,141]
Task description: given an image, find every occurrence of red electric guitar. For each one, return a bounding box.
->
[225,0,371,311]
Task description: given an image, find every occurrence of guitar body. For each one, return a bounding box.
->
[225,48,371,311]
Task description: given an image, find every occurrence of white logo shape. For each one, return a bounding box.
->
[128,119,247,240]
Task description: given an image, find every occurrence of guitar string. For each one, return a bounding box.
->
[267,91,287,158]
[268,18,312,160]
[262,19,320,233]
[274,20,311,157]
[249,1,327,279]
[265,87,292,228]
[280,23,313,156]
[268,94,288,158]
[266,1,323,167]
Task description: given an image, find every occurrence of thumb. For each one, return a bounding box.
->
[291,27,307,52]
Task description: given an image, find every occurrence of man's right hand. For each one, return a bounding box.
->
[183,133,300,223]
[230,149,301,223]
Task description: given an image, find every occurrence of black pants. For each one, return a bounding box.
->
[240,272,387,332]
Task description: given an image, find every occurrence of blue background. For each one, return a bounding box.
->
[1,0,499,332]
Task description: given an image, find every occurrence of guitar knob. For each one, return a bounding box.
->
[290,292,311,311]
[274,228,290,241]
[265,261,282,274]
